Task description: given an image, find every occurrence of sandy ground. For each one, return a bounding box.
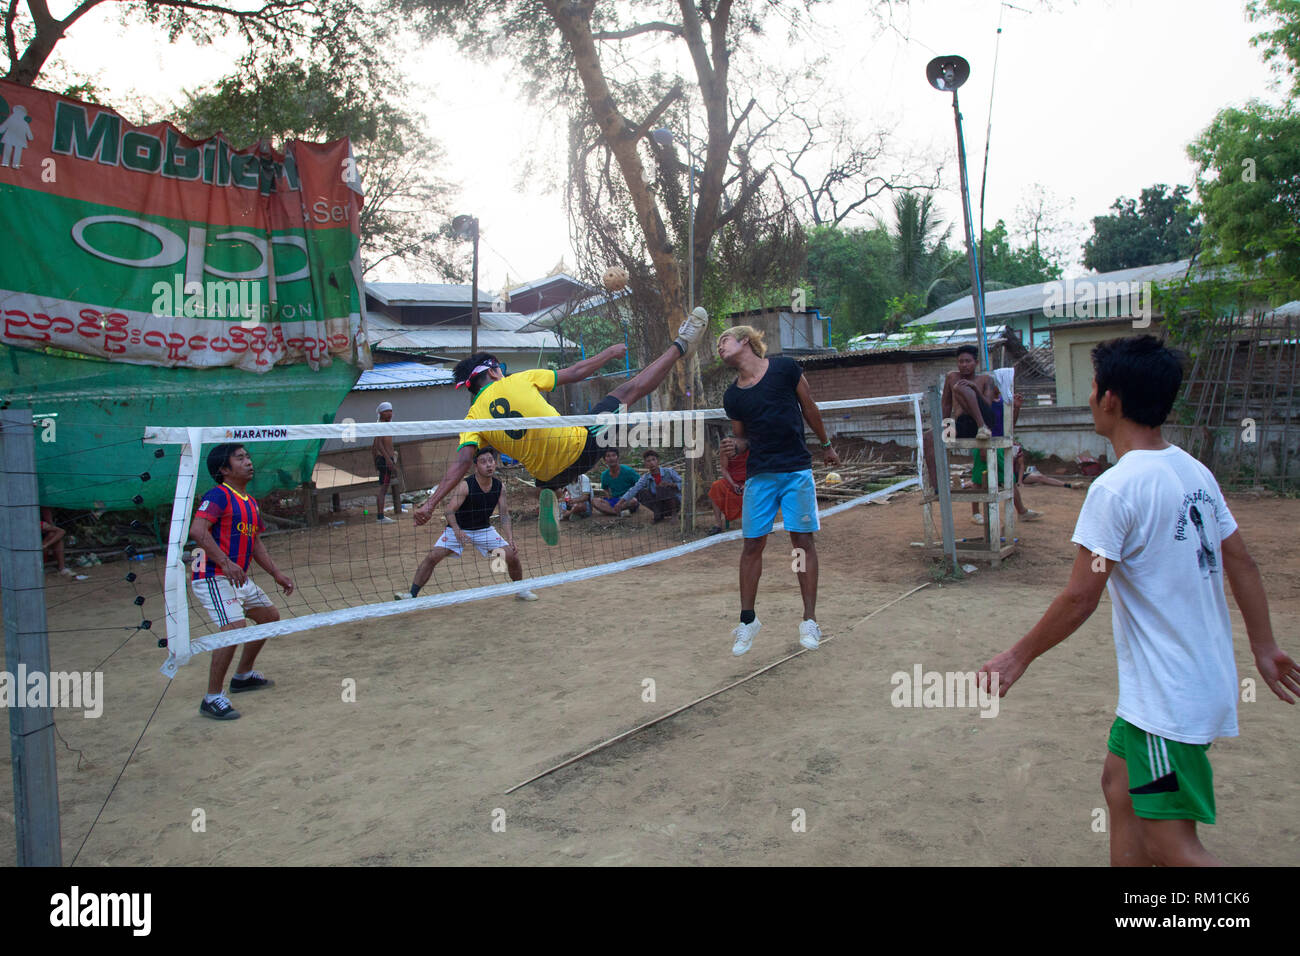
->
[3,481,1299,866]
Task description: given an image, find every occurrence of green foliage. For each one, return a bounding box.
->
[978,220,1063,287]
[1188,103,1300,300]
[903,323,936,348]
[174,59,460,278]
[1183,0,1300,302]
[1082,184,1201,272]
[802,224,897,340]
[802,204,1063,342]
[1248,0,1300,95]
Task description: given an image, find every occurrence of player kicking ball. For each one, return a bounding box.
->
[415,306,709,544]
[399,448,538,601]
[978,336,1298,866]
[189,443,295,721]
[718,325,838,656]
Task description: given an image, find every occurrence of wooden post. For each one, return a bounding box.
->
[927,384,960,576]
[0,409,63,866]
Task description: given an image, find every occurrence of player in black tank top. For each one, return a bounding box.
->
[397,448,539,602]
[456,473,501,531]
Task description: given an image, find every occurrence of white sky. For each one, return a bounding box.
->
[47,0,1285,289]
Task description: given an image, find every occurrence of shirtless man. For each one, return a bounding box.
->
[923,345,998,492]
[373,402,402,524]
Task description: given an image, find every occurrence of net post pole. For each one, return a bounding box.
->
[160,428,202,677]
[926,384,961,576]
[912,396,926,492]
[0,409,62,866]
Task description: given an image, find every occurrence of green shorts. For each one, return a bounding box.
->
[971,448,1018,487]
[1107,717,1216,825]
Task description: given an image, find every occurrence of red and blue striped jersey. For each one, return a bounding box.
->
[192,484,264,581]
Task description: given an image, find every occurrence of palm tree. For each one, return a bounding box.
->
[879,192,965,328]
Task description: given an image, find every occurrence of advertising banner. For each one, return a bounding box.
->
[0,80,367,372]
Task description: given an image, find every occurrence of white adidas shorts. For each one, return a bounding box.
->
[434,525,510,557]
[191,575,274,627]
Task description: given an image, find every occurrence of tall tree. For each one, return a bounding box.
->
[175,59,461,278]
[979,219,1063,290]
[886,191,963,324]
[802,223,897,340]
[1186,0,1300,299]
[1081,184,1201,272]
[403,0,901,405]
[3,0,380,88]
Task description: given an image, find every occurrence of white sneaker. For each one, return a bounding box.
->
[516,589,539,601]
[976,425,992,441]
[376,516,396,524]
[799,619,822,650]
[395,591,412,601]
[731,618,761,656]
[675,306,708,353]
[971,513,984,525]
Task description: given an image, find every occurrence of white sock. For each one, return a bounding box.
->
[233,671,254,680]
[204,693,224,703]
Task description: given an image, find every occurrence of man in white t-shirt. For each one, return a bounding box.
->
[978,335,1298,866]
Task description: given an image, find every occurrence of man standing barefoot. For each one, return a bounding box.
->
[718,325,838,657]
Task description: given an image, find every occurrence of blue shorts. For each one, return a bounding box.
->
[742,470,819,538]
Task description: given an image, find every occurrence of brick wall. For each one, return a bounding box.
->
[803,355,957,404]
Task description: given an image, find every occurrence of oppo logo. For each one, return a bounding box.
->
[70,215,309,284]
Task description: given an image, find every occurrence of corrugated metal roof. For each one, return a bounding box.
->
[367,282,493,308]
[365,311,574,351]
[520,289,629,329]
[354,362,455,390]
[845,324,1010,351]
[905,259,1199,328]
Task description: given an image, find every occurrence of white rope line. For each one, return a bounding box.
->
[142,395,924,444]
[158,476,920,676]
[503,580,932,794]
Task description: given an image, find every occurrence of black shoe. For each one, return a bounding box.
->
[707,525,724,535]
[230,673,275,693]
[199,696,241,720]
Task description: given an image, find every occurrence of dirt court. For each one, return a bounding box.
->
[3,483,1299,866]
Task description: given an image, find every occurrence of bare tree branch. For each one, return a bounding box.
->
[626,81,682,144]
[592,20,682,40]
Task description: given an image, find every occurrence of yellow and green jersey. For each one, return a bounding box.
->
[458,368,587,481]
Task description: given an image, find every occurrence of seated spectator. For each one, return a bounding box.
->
[592,448,641,516]
[614,450,682,523]
[560,472,593,520]
[41,507,86,580]
[707,443,748,535]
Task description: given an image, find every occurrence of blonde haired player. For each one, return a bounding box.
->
[718,325,839,656]
[415,306,709,544]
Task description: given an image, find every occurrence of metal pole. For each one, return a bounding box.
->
[470,218,480,355]
[952,90,990,371]
[0,409,63,866]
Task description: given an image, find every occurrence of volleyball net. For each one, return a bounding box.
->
[143,394,925,677]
